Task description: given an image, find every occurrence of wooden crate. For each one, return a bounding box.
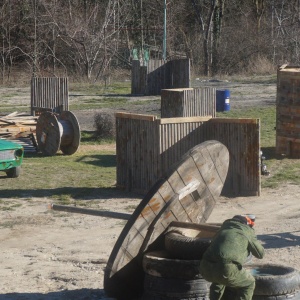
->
[161,87,216,118]
[276,65,300,157]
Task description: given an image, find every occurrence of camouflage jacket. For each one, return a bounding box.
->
[202,218,265,266]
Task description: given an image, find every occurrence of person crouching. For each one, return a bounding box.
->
[200,214,264,300]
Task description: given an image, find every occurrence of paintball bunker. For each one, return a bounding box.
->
[104,140,229,299]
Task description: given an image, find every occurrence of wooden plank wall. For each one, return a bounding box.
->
[116,113,260,196]
[276,65,300,158]
[165,59,190,89]
[146,59,165,96]
[209,118,260,196]
[31,77,69,115]
[116,112,161,193]
[131,59,190,96]
[161,88,216,118]
[159,117,212,176]
[131,60,147,95]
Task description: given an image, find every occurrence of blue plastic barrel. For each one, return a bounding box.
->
[216,89,230,112]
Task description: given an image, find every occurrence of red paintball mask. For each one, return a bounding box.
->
[233,214,256,227]
[243,214,255,227]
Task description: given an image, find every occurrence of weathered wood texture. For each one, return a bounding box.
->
[131,59,190,96]
[0,112,38,152]
[116,112,160,193]
[209,118,260,196]
[31,77,69,115]
[116,113,260,196]
[161,88,216,118]
[105,140,229,300]
[36,111,80,156]
[276,65,300,158]
[146,59,166,96]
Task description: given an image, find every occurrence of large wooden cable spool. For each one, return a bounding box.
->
[36,111,80,156]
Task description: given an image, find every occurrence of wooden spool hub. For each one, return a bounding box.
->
[36,111,80,156]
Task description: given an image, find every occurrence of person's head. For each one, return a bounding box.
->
[232,214,255,227]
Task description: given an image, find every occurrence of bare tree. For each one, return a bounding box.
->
[190,0,218,76]
[252,0,266,31]
[39,0,128,81]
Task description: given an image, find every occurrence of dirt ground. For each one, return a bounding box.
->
[1,182,300,300]
[1,78,300,300]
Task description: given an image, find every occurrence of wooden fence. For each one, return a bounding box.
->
[161,88,216,118]
[131,59,190,95]
[276,65,300,158]
[31,77,69,115]
[116,113,260,196]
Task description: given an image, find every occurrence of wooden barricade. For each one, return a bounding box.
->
[131,59,190,96]
[208,118,260,196]
[116,113,260,196]
[276,65,300,158]
[116,113,160,193]
[31,77,69,116]
[161,88,216,118]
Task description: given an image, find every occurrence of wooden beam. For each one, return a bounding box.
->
[49,204,131,220]
[115,112,157,121]
[159,116,212,124]
[210,118,259,124]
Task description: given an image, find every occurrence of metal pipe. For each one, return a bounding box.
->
[49,203,131,220]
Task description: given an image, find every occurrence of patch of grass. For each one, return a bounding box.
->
[0,220,22,228]
[0,104,29,113]
[0,147,116,200]
[261,158,300,188]
[69,96,160,111]
[230,74,277,84]
[51,194,73,205]
[1,206,14,211]
[80,131,115,145]
[217,105,300,189]
[70,97,129,110]
[217,106,276,148]
[69,81,131,96]
[0,202,22,212]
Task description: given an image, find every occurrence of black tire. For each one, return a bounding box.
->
[6,166,21,178]
[252,290,300,300]
[143,274,210,298]
[223,288,300,300]
[165,231,212,259]
[142,290,209,300]
[246,264,300,296]
[143,250,204,280]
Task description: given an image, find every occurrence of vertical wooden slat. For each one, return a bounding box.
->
[161,87,216,118]
[116,114,260,196]
[30,77,69,115]
[276,65,300,157]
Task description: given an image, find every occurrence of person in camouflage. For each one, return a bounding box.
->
[200,214,265,300]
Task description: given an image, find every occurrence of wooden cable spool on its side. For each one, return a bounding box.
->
[36,111,80,156]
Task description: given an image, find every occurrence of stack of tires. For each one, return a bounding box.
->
[142,250,210,300]
[140,222,300,300]
[141,222,220,300]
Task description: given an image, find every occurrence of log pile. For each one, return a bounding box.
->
[0,112,38,152]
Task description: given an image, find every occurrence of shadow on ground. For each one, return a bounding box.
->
[0,289,106,300]
[0,186,143,201]
[258,231,300,249]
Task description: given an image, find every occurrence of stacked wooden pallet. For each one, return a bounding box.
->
[0,112,38,152]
